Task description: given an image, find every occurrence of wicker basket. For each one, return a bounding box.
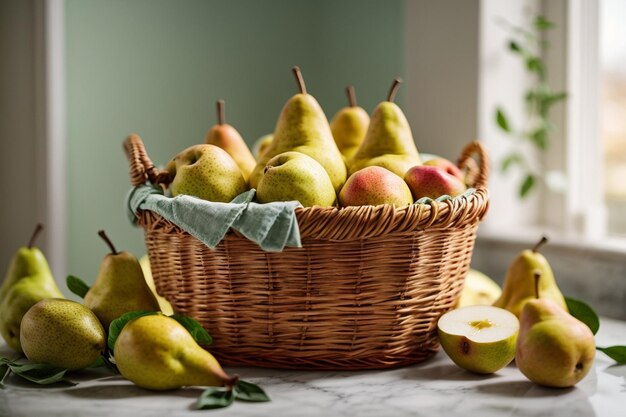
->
[124,134,489,370]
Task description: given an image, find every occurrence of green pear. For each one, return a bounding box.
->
[330,86,370,160]
[84,231,160,329]
[252,133,274,161]
[348,78,421,178]
[20,298,106,370]
[166,144,247,203]
[257,151,336,207]
[457,269,502,308]
[438,305,519,374]
[493,236,568,318]
[515,273,595,388]
[338,166,413,207]
[249,66,347,192]
[204,99,256,181]
[114,314,237,391]
[0,225,63,352]
[139,255,174,316]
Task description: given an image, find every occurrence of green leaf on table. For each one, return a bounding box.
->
[196,387,235,410]
[169,315,212,346]
[496,108,511,132]
[0,358,74,386]
[66,275,90,299]
[108,311,160,351]
[533,16,555,31]
[565,297,600,335]
[0,363,10,389]
[519,174,535,198]
[597,346,626,364]
[234,379,271,402]
[89,355,119,373]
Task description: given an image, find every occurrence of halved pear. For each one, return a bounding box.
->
[438,305,519,374]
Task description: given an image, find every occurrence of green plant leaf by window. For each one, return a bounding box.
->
[496,108,511,132]
[530,128,548,149]
[533,16,555,31]
[508,41,522,53]
[501,153,524,173]
[520,174,535,198]
[526,57,545,78]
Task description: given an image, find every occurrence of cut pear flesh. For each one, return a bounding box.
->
[438,305,519,374]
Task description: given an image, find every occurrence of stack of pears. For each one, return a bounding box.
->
[159,67,473,208]
[0,224,63,352]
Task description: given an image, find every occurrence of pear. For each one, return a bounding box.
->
[114,314,237,391]
[493,236,568,318]
[84,231,160,329]
[252,133,274,160]
[204,99,256,181]
[139,255,174,316]
[256,151,336,207]
[423,157,465,183]
[0,224,64,352]
[20,298,106,370]
[438,305,519,374]
[348,78,421,178]
[338,166,413,207]
[330,86,370,160]
[166,144,247,203]
[516,272,596,388]
[457,269,502,308]
[249,66,347,192]
[404,165,467,200]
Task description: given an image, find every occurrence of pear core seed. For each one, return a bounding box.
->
[468,319,494,331]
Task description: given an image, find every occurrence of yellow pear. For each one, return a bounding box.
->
[493,237,567,318]
[330,86,370,160]
[204,99,256,181]
[249,66,347,192]
[348,78,421,178]
[139,255,173,316]
[114,314,237,391]
[84,231,160,329]
[0,224,63,352]
[457,269,502,308]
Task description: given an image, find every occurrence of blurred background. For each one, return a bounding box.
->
[1,0,625,315]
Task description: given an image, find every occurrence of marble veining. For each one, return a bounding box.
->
[1,318,625,417]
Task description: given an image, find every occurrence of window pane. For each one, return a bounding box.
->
[601,0,626,235]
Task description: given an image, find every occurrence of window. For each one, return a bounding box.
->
[601,0,626,236]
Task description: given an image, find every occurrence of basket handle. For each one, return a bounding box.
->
[456,140,489,190]
[123,133,172,187]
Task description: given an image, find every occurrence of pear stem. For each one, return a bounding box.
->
[387,77,403,102]
[216,99,225,125]
[98,230,118,255]
[292,66,307,95]
[532,236,548,253]
[346,85,357,107]
[28,223,44,249]
[225,374,239,390]
[534,271,541,299]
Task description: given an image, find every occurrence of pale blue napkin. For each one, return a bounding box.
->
[126,185,302,252]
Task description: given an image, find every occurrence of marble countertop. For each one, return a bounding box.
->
[1,318,625,417]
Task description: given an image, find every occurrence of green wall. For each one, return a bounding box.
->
[65,0,405,283]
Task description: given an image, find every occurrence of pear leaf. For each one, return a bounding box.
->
[0,363,9,389]
[107,311,160,351]
[496,108,511,132]
[565,297,600,335]
[597,346,626,364]
[0,358,75,386]
[89,355,118,373]
[234,380,271,402]
[169,315,212,346]
[196,387,235,409]
[66,275,90,299]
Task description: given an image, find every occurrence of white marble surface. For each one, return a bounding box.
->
[1,318,625,417]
